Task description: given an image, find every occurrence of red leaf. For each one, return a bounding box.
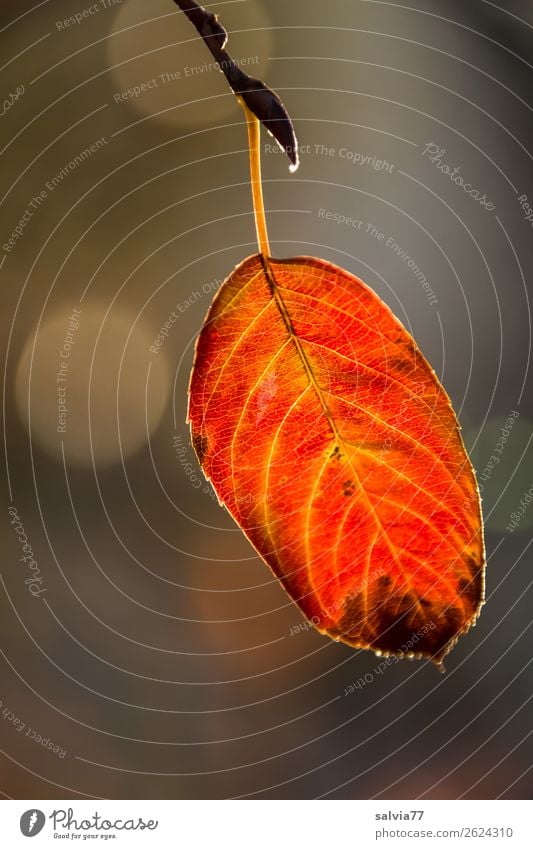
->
[188,255,485,665]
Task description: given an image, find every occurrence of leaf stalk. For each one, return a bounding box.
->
[240,99,270,260]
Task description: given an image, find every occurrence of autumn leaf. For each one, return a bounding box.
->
[188,254,485,666]
[180,0,485,666]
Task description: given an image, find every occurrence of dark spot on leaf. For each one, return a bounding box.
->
[389,357,417,377]
[336,592,365,632]
[466,556,484,585]
[342,479,355,497]
[330,582,467,663]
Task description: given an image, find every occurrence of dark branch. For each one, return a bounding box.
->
[172,0,299,170]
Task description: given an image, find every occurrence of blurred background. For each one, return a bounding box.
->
[0,0,532,800]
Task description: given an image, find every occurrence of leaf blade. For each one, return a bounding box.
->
[188,256,485,664]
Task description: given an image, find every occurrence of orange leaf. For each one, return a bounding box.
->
[188,255,485,666]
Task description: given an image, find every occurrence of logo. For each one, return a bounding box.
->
[20,809,46,837]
